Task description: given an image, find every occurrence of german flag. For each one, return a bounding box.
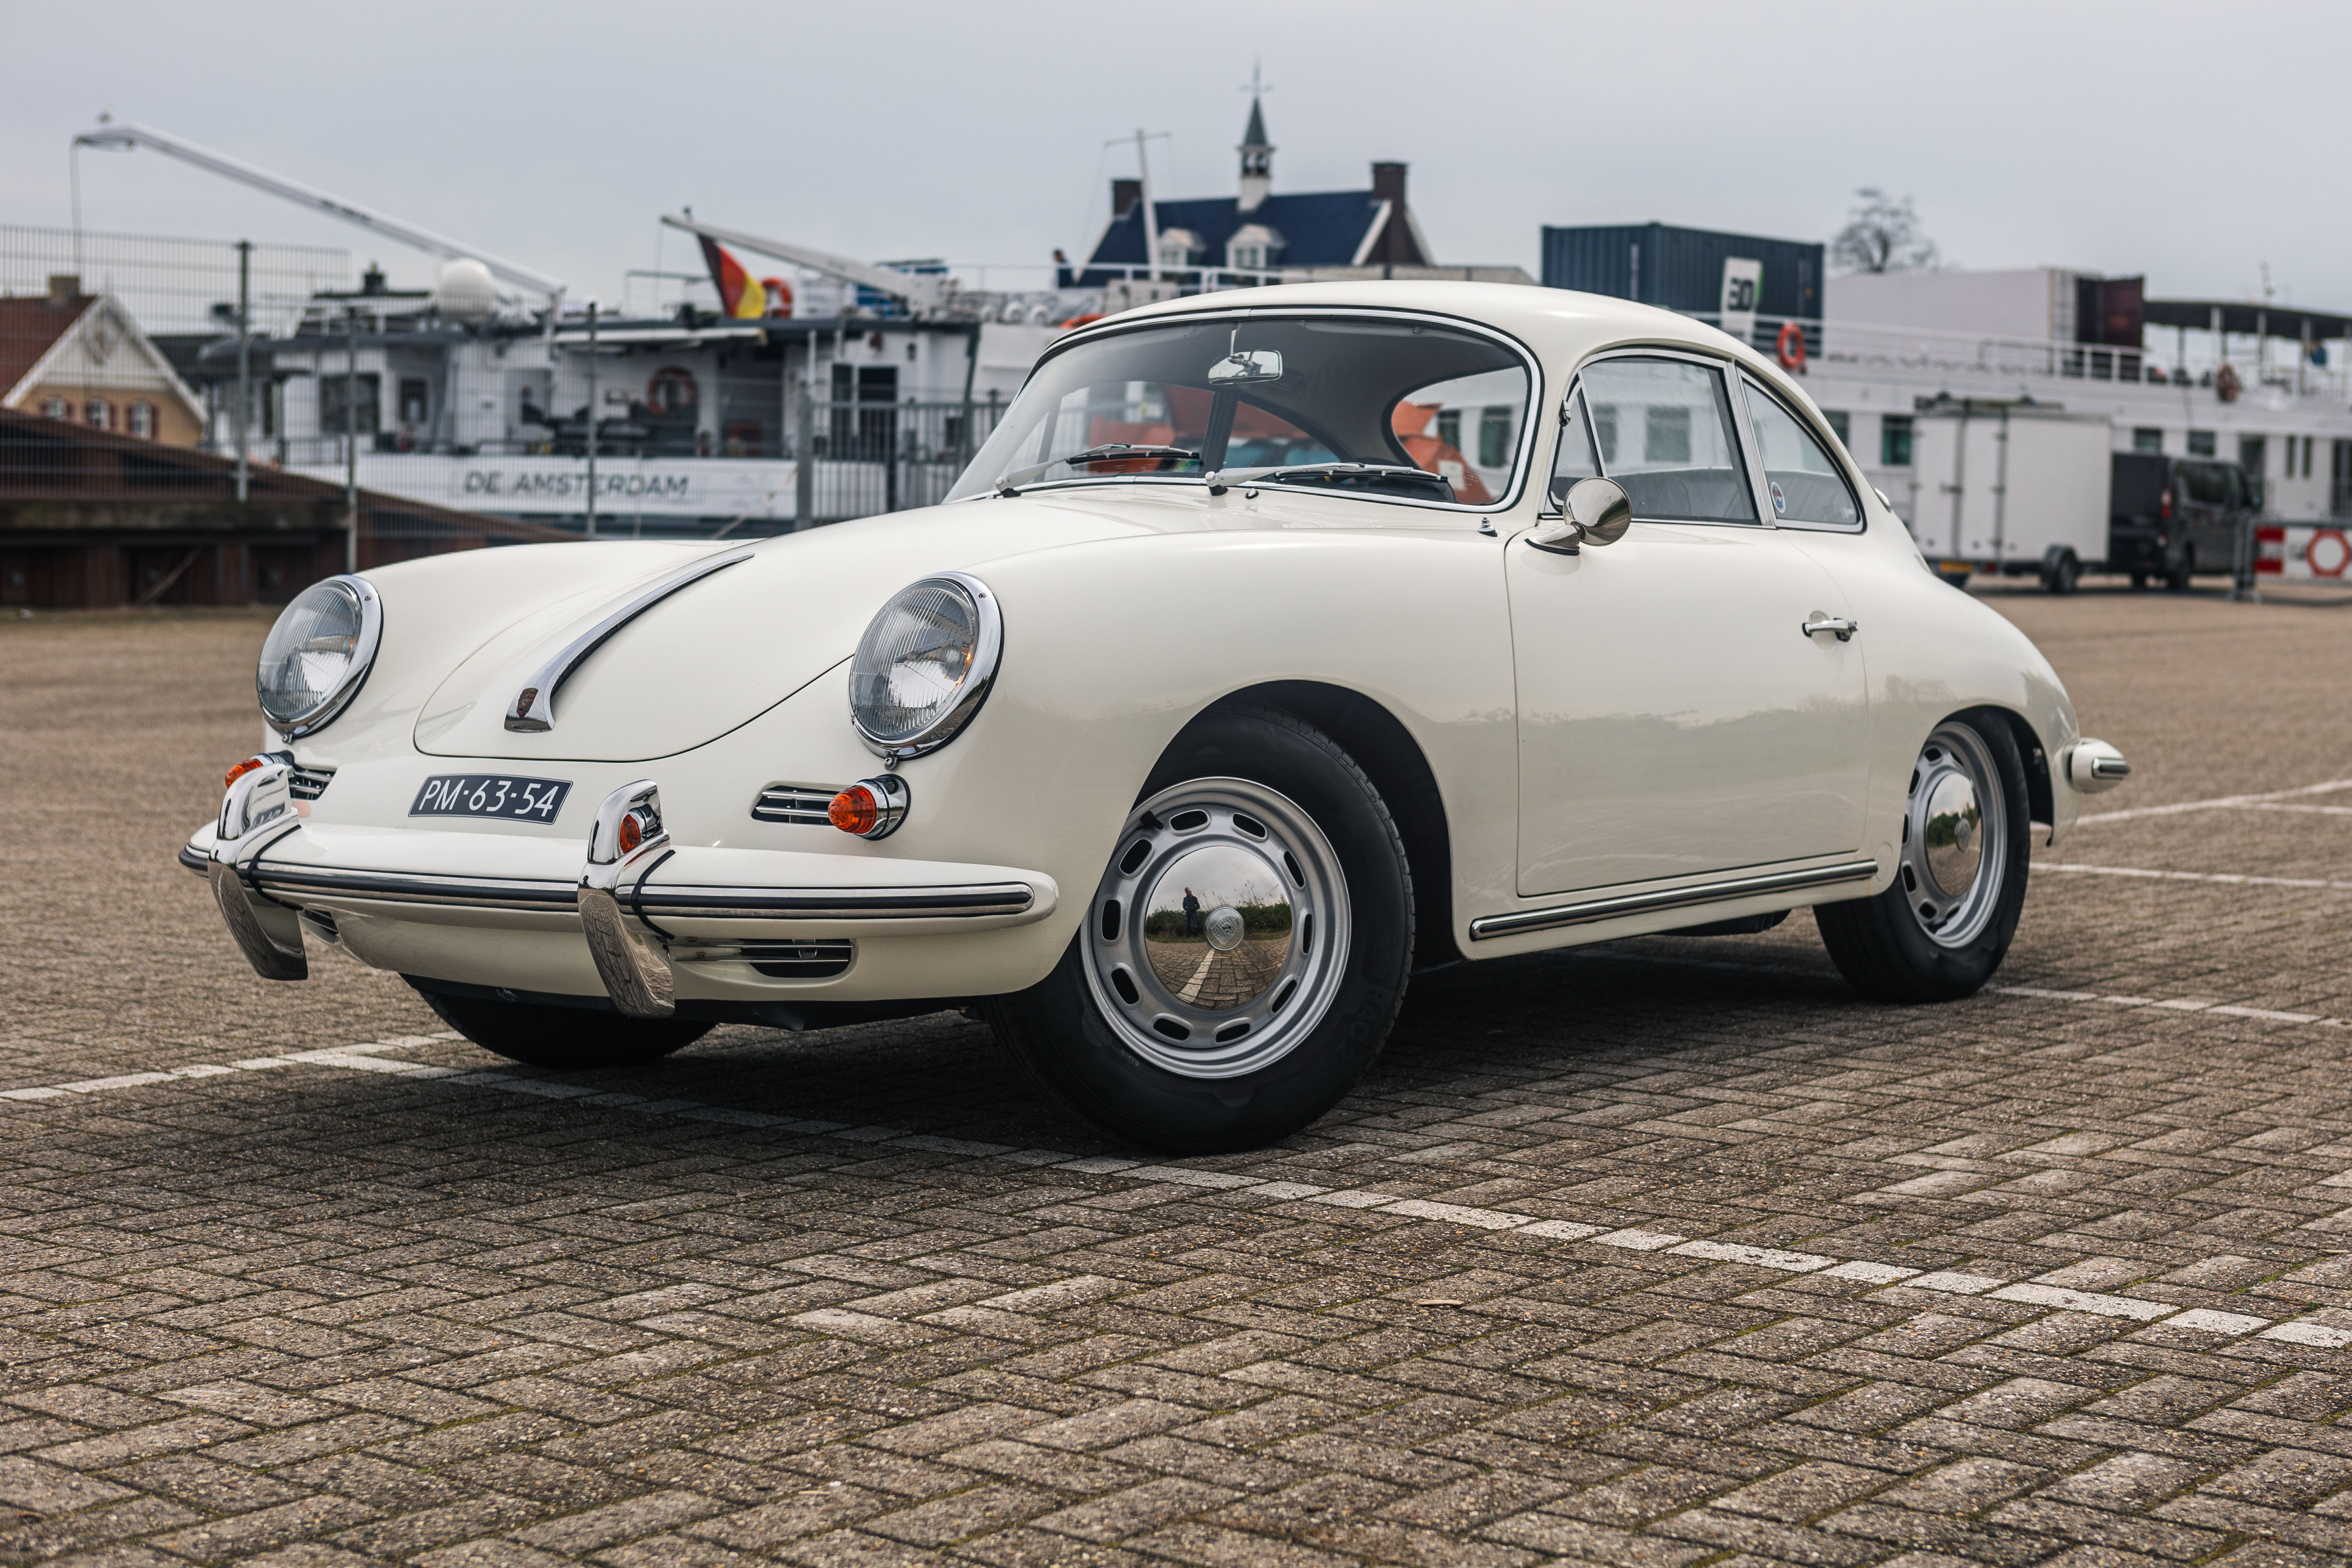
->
[699,236,766,319]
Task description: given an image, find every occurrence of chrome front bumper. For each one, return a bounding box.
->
[187,777,1059,1018]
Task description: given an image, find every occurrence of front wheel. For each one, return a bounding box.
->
[982,706,1412,1153]
[411,981,712,1068]
[2166,547,2195,591]
[1815,713,2031,1002]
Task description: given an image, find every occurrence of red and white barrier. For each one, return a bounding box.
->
[2255,524,2352,581]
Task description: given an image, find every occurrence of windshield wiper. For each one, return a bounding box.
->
[995,444,1200,496]
[1205,461,1439,496]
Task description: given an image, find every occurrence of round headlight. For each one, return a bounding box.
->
[848,572,1002,759]
[256,575,382,737]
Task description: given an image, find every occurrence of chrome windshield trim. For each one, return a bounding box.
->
[1468,859,1878,942]
[505,549,754,732]
[958,306,1543,514]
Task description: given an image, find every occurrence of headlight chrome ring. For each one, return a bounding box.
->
[256,575,382,739]
[848,571,1003,762]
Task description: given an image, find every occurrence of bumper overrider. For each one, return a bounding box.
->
[186,774,1058,1019]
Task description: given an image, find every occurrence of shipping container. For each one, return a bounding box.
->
[1541,223,1824,356]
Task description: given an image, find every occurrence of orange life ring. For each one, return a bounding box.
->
[1775,321,1807,373]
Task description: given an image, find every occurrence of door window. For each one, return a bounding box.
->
[1740,379,1861,528]
[1568,357,1755,523]
[2177,462,2228,505]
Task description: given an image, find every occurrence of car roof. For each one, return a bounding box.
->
[1072,281,1756,370]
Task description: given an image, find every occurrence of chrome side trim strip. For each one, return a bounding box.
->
[634,883,1034,921]
[1468,859,1878,942]
[242,864,1035,921]
[505,549,754,732]
[249,866,580,912]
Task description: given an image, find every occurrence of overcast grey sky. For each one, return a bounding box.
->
[6,0,2347,310]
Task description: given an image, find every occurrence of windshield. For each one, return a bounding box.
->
[948,313,1531,507]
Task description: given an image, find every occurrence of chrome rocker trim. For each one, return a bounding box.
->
[505,549,753,732]
[1468,859,1880,942]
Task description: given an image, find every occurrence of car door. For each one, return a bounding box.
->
[1507,352,1871,897]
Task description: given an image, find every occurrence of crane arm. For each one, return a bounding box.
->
[74,118,567,300]
[660,214,951,315]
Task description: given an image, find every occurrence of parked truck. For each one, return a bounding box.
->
[1909,397,2256,592]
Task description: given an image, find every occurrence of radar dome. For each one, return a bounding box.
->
[431,258,498,323]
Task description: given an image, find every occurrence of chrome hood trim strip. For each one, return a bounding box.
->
[1469,859,1878,942]
[504,548,754,733]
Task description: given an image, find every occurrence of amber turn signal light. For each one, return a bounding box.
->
[616,812,644,854]
[828,775,910,839]
[224,756,266,790]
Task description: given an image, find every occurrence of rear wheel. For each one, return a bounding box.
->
[2041,552,2079,594]
[2167,547,2195,591]
[1816,714,2031,1002]
[2129,571,2149,590]
[411,982,711,1068]
[982,706,1412,1153]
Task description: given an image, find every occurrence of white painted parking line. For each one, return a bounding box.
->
[0,1027,2336,1346]
[2075,777,2352,824]
[1993,986,2345,1029]
[2039,862,2352,892]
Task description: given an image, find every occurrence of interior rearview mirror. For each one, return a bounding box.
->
[1207,349,1284,384]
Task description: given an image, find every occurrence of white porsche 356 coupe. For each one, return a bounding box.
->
[186,283,2129,1152]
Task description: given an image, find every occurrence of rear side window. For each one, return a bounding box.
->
[1569,357,1755,523]
[1740,379,1860,528]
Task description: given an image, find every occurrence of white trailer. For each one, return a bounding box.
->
[1910,401,2112,592]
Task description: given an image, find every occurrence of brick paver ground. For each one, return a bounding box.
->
[3,578,2349,1568]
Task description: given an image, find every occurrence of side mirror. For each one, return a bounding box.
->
[1527,477,1632,554]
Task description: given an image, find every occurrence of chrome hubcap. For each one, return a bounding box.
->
[1082,777,1350,1079]
[1900,723,2006,947]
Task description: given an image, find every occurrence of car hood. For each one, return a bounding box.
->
[412,498,1164,762]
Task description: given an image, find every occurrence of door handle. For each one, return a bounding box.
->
[1801,616,1858,642]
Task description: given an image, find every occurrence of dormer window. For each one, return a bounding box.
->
[1227,224,1283,274]
[1156,229,1201,272]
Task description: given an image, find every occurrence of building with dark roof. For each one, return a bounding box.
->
[1063,96,1436,291]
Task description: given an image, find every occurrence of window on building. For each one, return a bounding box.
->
[85,398,111,431]
[128,402,156,439]
[2333,440,2352,519]
[2187,430,2215,456]
[2301,435,2315,478]
[2238,434,2266,476]
[1822,410,1851,452]
[1880,414,1913,467]
[39,397,69,420]
[320,373,381,436]
[398,378,430,425]
[2132,427,2164,453]
[1436,409,1461,453]
[1478,406,1515,469]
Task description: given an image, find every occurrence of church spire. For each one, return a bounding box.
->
[1237,64,1273,213]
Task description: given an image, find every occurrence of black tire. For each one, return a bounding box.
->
[412,983,711,1068]
[2129,572,2149,591]
[2043,553,2079,595]
[981,705,1412,1154]
[2166,547,2194,592]
[1816,711,2031,1003]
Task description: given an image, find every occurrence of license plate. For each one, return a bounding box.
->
[409,774,572,822]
